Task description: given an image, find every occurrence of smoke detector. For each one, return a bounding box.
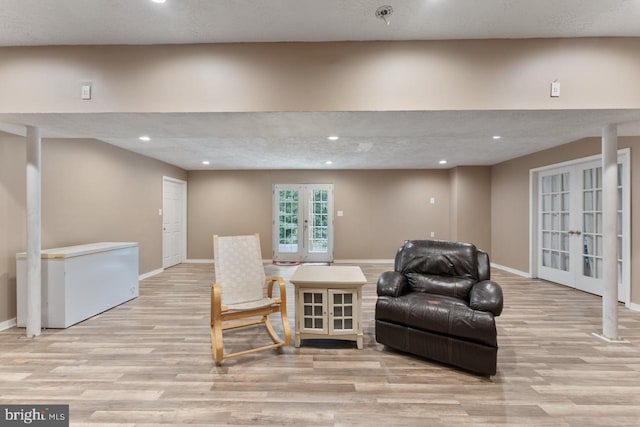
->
[375,5,394,26]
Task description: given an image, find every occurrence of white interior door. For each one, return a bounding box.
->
[162,177,186,269]
[273,184,333,262]
[536,154,629,301]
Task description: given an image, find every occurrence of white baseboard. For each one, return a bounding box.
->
[491,263,531,278]
[139,268,163,280]
[627,302,640,312]
[334,259,394,264]
[186,259,214,264]
[0,317,17,331]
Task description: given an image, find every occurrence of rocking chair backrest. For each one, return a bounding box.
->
[213,234,267,306]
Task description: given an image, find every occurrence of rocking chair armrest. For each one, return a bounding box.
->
[266,276,287,302]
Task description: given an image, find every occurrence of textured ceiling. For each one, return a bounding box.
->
[2,1,640,170]
[0,0,639,46]
[3,111,640,170]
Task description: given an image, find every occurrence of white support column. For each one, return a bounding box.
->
[601,124,619,340]
[26,126,42,338]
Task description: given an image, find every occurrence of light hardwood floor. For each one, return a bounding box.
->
[1,263,640,426]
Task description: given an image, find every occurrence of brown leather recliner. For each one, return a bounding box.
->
[375,240,503,376]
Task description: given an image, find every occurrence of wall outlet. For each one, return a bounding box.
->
[337,210,344,217]
[430,197,436,204]
[430,231,435,237]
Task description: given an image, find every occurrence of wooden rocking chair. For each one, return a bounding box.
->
[210,234,291,363]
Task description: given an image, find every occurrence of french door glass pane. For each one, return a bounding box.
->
[278,190,298,253]
[582,166,603,279]
[540,172,570,271]
[308,190,329,253]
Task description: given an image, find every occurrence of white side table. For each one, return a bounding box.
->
[290,265,367,349]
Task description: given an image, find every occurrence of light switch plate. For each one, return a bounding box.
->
[81,84,92,100]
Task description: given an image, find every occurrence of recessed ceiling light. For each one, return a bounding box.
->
[151,0,166,4]
[139,135,151,142]
[492,135,501,140]
[202,160,210,165]
[327,136,339,141]
[439,160,447,165]
[325,160,333,165]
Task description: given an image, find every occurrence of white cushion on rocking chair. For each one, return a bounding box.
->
[225,297,278,311]
[214,234,267,307]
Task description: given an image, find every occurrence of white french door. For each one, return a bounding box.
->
[535,153,629,301]
[162,177,186,269]
[273,184,334,262]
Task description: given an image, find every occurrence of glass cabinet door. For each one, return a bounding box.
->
[328,290,357,334]
[299,289,327,334]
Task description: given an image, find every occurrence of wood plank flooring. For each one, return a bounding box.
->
[1,263,640,426]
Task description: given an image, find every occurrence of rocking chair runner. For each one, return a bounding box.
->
[210,234,291,363]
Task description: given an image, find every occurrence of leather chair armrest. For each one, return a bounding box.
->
[377,271,408,297]
[469,280,504,316]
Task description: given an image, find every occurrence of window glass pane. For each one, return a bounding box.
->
[618,164,622,186]
[584,256,593,277]
[344,306,352,317]
[618,236,622,260]
[618,188,622,211]
[584,235,594,256]
[344,319,353,330]
[314,319,323,329]
[584,169,592,189]
[314,305,322,316]
[562,173,569,191]
[562,193,569,211]
[618,212,622,235]
[561,233,569,251]
[541,176,549,193]
[333,293,341,305]
[344,294,352,304]
[335,306,342,317]
[334,319,342,330]
[584,213,594,233]
[584,191,593,211]
[304,306,311,316]
[551,251,559,269]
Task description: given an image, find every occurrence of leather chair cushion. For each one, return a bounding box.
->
[406,273,476,301]
[397,240,479,281]
[376,293,497,347]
